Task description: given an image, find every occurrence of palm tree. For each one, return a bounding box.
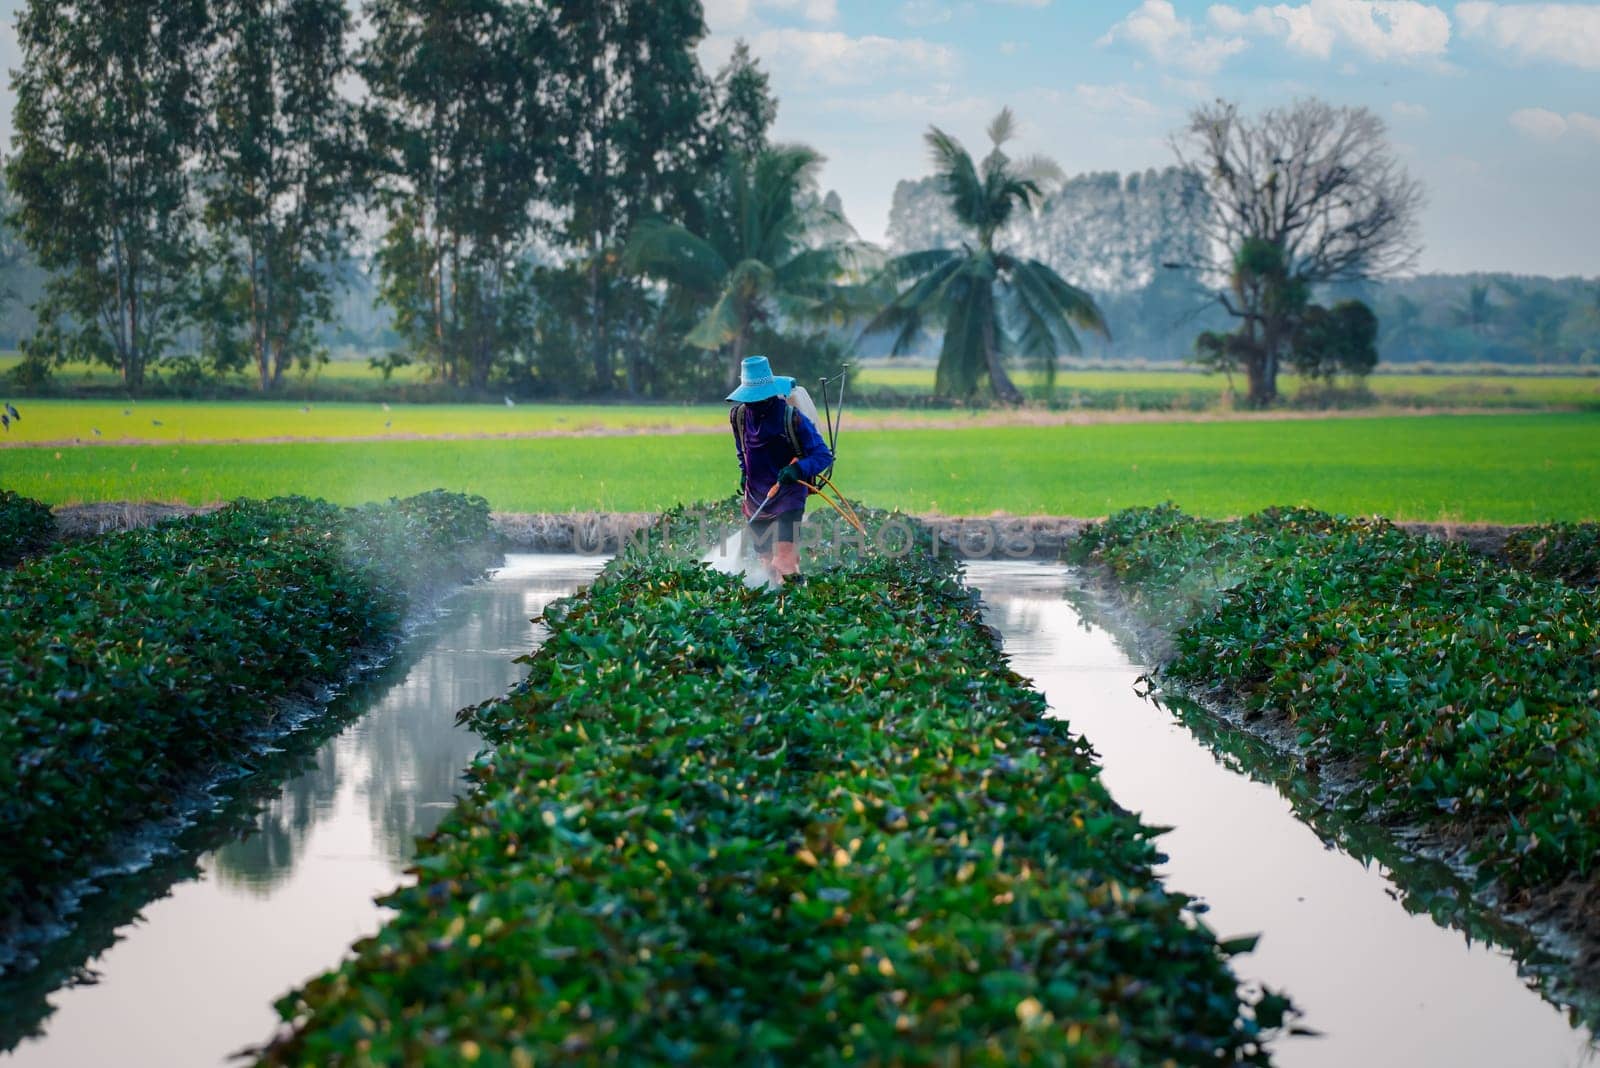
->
[624,144,866,390]
[865,108,1107,404]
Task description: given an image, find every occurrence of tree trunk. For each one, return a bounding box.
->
[1244,358,1269,408]
[983,314,1023,405]
[589,242,609,391]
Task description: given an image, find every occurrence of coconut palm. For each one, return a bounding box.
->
[865,108,1107,403]
[625,144,867,390]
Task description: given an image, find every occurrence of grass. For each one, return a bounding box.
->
[0,398,741,444]
[9,353,1600,414]
[3,413,1597,522]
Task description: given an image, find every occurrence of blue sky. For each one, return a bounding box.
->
[1,2,1595,276]
[701,0,1600,276]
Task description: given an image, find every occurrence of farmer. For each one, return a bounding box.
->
[728,355,833,582]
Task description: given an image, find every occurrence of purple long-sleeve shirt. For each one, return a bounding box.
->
[732,398,833,518]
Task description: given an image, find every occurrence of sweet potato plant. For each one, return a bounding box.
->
[0,490,495,942]
[0,489,54,567]
[1071,504,1600,892]
[1504,521,1600,588]
[261,503,1291,1066]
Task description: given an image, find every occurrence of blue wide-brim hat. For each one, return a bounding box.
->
[726,355,794,403]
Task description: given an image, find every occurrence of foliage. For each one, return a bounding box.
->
[360,0,551,389]
[1288,300,1379,382]
[626,145,868,390]
[202,0,362,393]
[1071,504,1600,892]
[6,0,211,394]
[261,501,1292,1064]
[867,109,1108,404]
[709,40,777,167]
[1504,523,1600,588]
[0,491,495,941]
[0,489,55,566]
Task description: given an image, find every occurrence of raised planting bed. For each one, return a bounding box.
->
[1504,521,1600,588]
[0,490,496,949]
[1068,505,1600,981]
[0,489,54,566]
[259,502,1296,1066]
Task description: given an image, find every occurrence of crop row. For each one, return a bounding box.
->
[0,490,496,942]
[0,489,54,567]
[260,502,1290,1066]
[1069,504,1600,892]
[1504,521,1600,587]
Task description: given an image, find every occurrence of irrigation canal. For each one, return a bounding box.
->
[2,554,1595,1065]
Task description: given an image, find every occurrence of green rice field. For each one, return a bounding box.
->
[4,413,1596,522]
[853,364,1600,409]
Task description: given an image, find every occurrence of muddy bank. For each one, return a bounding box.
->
[488,512,1517,560]
[47,503,1523,559]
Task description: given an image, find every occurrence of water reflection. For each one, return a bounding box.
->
[966,560,1598,1068]
[5,554,605,1068]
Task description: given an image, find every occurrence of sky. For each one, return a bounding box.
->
[0,1,1595,277]
[699,0,1600,277]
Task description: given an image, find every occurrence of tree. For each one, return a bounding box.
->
[1452,282,1494,336]
[865,109,1107,404]
[711,40,777,166]
[203,0,362,392]
[7,0,211,394]
[624,144,866,390]
[1289,299,1378,382]
[546,0,711,393]
[360,0,552,389]
[1172,98,1422,405]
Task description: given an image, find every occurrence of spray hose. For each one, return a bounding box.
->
[745,461,868,540]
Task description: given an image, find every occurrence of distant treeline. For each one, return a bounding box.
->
[886,171,1600,368]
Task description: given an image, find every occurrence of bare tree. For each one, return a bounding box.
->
[1172,98,1423,405]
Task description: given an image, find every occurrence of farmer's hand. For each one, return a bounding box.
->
[778,464,802,485]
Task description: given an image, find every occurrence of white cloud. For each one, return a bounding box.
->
[1207,0,1450,62]
[1098,0,1250,74]
[1571,112,1600,143]
[819,87,994,124]
[999,40,1020,54]
[1391,100,1429,118]
[1161,73,1214,98]
[1064,83,1160,116]
[899,0,954,26]
[705,0,837,28]
[768,0,838,23]
[746,29,959,86]
[1457,3,1600,71]
[1510,107,1600,144]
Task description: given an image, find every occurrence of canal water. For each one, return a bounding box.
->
[967,559,1597,1068]
[4,554,1595,1065]
[3,554,607,1068]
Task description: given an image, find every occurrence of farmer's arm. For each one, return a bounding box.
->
[792,411,833,481]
